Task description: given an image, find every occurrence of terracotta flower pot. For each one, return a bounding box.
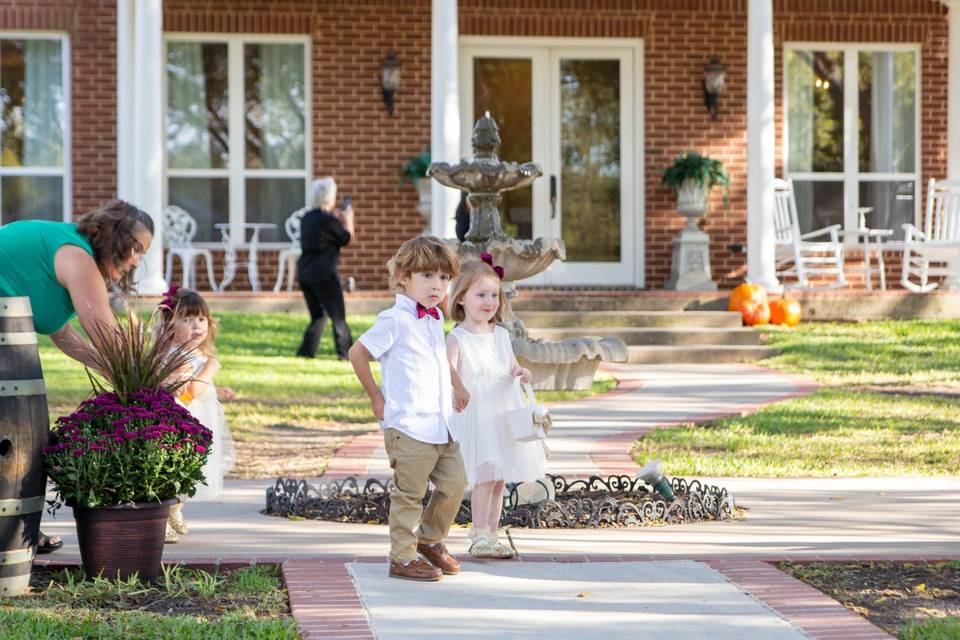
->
[72,498,175,580]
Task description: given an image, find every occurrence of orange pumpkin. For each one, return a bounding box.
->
[728,283,768,312]
[769,298,802,327]
[741,300,771,326]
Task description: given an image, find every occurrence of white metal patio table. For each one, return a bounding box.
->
[214,222,277,292]
[841,227,893,290]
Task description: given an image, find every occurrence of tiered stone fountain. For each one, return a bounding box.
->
[428,112,627,390]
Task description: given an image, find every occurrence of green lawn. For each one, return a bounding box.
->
[40,311,615,478]
[632,320,960,477]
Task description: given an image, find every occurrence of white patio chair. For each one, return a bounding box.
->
[901,178,960,292]
[272,207,308,292]
[773,178,846,289]
[163,205,218,291]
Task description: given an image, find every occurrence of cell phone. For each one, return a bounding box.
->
[340,196,352,210]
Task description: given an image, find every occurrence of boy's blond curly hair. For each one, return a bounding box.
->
[387,235,460,290]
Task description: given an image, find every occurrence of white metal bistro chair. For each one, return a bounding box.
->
[163,205,218,291]
[272,207,308,292]
[772,178,846,289]
[901,178,960,292]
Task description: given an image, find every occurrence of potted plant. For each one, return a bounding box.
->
[401,150,432,217]
[661,151,730,216]
[43,312,210,580]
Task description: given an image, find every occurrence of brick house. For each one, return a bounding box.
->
[0,0,954,292]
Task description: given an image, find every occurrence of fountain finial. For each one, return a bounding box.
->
[471,111,501,160]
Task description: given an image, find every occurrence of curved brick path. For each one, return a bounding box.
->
[325,363,821,479]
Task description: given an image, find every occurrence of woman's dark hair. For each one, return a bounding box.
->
[76,199,154,292]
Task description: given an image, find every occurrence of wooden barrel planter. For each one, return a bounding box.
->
[0,297,48,596]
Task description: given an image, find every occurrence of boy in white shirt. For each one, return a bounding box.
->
[348,235,470,581]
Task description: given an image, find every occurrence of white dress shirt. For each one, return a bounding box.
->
[358,294,454,444]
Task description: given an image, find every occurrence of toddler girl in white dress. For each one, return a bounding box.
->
[160,287,236,542]
[446,256,548,558]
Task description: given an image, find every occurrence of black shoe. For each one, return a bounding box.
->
[296,352,315,358]
[37,532,63,554]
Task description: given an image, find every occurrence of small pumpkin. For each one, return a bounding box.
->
[728,283,768,312]
[740,300,771,326]
[770,298,802,327]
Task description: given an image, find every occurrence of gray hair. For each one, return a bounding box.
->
[310,177,337,210]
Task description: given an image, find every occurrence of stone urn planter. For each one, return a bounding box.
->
[676,178,707,217]
[73,499,175,580]
[414,177,432,218]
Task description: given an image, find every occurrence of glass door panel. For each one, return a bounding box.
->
[558,58,621,262]
[473,58,533,239]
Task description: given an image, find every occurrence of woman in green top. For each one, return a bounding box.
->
[0,199,154,552]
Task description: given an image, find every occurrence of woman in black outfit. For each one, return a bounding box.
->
[296,177,355,359]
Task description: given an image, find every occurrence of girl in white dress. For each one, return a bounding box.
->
[446,257,548,559]
[160,287,237,543]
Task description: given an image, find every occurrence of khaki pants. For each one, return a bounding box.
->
[383,428,468,563]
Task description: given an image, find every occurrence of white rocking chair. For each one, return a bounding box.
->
[773,178,846,289]
[272,207,308,292]
[901,178,960,293]
[163,205,218,291]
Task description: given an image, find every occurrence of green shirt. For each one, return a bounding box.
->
[0,220,95,334]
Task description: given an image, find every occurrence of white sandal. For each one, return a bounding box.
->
[468,538,497,558]
[490,540,516,559]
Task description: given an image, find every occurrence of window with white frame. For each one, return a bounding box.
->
[165,36,308,243]
[784,45,918,241]
[0,35,69,224]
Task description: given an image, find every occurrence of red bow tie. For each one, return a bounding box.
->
[416,303,440,320]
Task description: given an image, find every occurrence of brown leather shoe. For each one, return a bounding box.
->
[417,542,461,575]
[389,558,442,582]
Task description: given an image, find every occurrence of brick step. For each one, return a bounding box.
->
[517,310,744,328]
[527,326,761,346]
[513,293,729,312]
[626,344,779,364]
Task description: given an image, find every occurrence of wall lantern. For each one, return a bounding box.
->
[380,50,401,116]
[703,55,726,120]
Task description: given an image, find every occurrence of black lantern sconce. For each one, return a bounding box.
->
[380,50,401,116]
[703,55,726,120]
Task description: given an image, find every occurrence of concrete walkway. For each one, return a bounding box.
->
[38,363,955,640]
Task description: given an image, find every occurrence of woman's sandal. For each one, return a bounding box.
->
[37,532,63,554]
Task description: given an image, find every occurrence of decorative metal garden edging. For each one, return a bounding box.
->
[264,474,735,529]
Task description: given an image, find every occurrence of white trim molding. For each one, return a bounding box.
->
[430,0,460,240]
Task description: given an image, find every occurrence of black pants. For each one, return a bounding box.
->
[297,278,353,359]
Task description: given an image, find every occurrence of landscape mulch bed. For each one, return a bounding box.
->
[780,561,960,635]
[23,565,290,621]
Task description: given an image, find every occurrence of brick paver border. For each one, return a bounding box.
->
[279,554,960,639]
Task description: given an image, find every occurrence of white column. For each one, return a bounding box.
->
[746,0,781,291]
[430,0,460,239]
[120,0,166,295]
[946,0,960,179]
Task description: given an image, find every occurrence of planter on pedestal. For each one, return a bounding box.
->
[666,179,718,291]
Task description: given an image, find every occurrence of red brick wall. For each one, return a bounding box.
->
[463,0,949,289]
[0,0,117,215]
[164,0,432,291]
[0,0,950,290]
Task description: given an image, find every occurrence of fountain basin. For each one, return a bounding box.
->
[514,336,628,391]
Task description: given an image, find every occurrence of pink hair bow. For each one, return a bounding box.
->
[159,284,179,310]
[480,253,505,280]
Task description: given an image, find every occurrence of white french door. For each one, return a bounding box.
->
[460,39,643,286]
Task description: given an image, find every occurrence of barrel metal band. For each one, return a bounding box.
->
[0,496,45,516]
[0,379,46,397]
[0,548,34,565]
[0,332,38,346]
[0,298,32,318]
